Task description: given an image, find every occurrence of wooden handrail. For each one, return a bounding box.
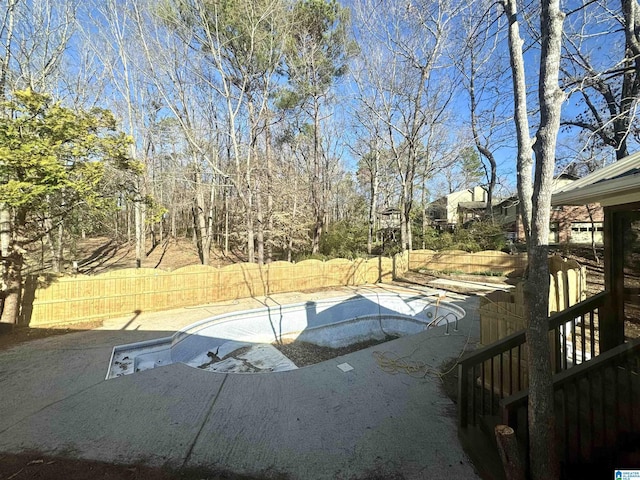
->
[501,337,640,412]
[458,291,608,428]
[547,290,607,330]
[459,291,607,369]
[499,338,640,473]
[459,330,527,368]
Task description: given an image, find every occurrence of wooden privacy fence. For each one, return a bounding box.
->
[477,255,588,395]
[480,254,588,345]
[409,249,528,276]
[19,250,579,328]
[20,254,408,327]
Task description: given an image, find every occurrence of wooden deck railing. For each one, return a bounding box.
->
[501,338,640,477]
[458,291,607,429]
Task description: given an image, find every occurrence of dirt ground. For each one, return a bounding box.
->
[24,236,240,276]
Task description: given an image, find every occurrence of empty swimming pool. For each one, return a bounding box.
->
[106,291,465,379]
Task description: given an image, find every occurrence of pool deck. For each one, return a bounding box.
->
[0,283,483,479]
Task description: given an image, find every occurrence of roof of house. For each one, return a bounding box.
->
[551,151,640,207]
[378,207,401,216]
[458,201,487,210]
[494,196,518,207]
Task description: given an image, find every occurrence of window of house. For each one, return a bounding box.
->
[570,222,604,244]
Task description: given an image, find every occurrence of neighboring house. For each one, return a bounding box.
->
[493,174,604,244]
[426,186,488,230]
[378,207,401,230]
[377,207,401,247]
[426,175,604,244]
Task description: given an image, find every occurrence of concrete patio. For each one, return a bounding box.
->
[0,284,482,479]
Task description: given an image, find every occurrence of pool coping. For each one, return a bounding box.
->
[105,292,465,379]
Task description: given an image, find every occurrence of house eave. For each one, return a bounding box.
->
[551,174,640,207]
[552,151,640,207]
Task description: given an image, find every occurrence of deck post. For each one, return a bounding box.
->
[601,207,625,351]
[458,362,468,428]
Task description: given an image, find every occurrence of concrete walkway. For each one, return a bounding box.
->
[0,284,482,479]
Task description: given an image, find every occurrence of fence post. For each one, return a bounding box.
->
[458,362,469,428]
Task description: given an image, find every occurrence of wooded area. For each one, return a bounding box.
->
[1,0,637,286]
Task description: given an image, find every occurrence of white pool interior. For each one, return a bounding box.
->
[106,291,465,379]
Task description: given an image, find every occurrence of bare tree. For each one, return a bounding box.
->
[149,0,290,264]
[131,2,227,264]
[352,0,460,251]
[7,0,76,93]
[502,0,565,477]
[278,0,353,254]
[79,0,158,267]
[353,143,382,255]
[454,6,513,217]
[560,0,640,161]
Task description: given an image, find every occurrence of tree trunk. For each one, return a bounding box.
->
[134,172,146,269]
[246,192,255,263]
[494,425,525,480]
[52,222,64,273]
[486,159,497,219]
[400,178,412,251]
[1,207,25,324]
[127,199,132,244]
[312,216,323,254]
[134,193,145,268]
[368,152,379,255]
[505,0,533,243]
[0,248,22,324]
[44,210,56,272]
[224,188,230,256]
[0,0,17,103]
[524,247,557,478]
[527,0,565,477]
[256,186,264,266]
[407,206,413,251]
[193,163,209,265]
[505,0,564,478]
[421,176,431,249]
[311,96,324,255]
[1,205,13,323]
[265,116,273,263]
[469,55,498,220]
[203,180,216,265]
[1,205,10,261]
[288,177,299,262]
